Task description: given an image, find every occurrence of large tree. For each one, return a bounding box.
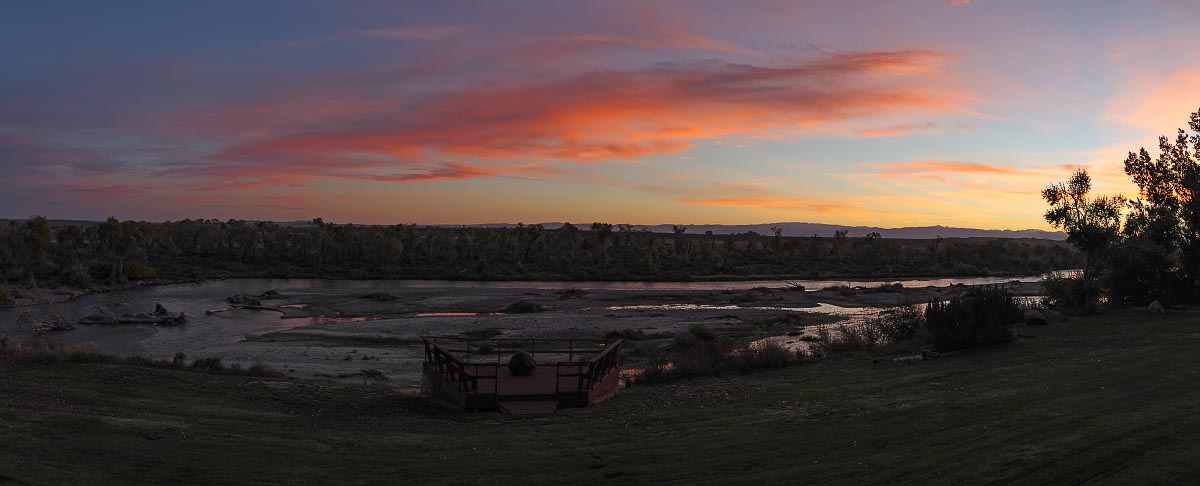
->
[1043,169,1125,306]
[1122,108,1200,296]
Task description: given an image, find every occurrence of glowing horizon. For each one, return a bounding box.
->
[3,1,1198,230]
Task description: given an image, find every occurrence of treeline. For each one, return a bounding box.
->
[0,217,1078,289]
[1043,107,1200,309]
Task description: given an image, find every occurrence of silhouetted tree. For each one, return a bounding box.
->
[1043,169,1125,308]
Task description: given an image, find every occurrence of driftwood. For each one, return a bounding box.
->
[78,303,186,326]
[227,290,288,307]
[230,304,285,313]
[19,310,74,334]
[227,294,262,306]
[79,313,186,325]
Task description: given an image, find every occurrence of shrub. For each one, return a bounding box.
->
[925,286,1021,352]
[125,354,160,367]
[0,339,119,364]
[360,292,397,302]
[735,340,793,371]
[864,283,904,293]
[504,300,545,313]
[191,357,226,371]
[125,262,156,280]
[633,328,799,385]
[248,362,284,377]
[686,324,716,341]
[555,288,587,299]
[0,286,12,306]
[822,285,857,297]
[874,305,925,344]
[604,329,647,340]
[1042,272,1090,315]
[814,322,887,356]
[462,328,503,339]
[60,264,93,288]
[360,369,388,384]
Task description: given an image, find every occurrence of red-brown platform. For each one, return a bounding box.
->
[421,337,624,416]
[469,365,585,397]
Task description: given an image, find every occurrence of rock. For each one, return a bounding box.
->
[1024,309,1048,326]
[228,294,262,306]
[360,292,398,302]
[507,351,538,376]
[1043,309,1067,323]
[1149,300,1164,314]
[79,314,117,325]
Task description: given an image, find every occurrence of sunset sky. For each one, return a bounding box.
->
[3,0,1198,230]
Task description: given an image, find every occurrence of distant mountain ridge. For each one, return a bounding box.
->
[3,218,1065,241]
[458,222,1066,240]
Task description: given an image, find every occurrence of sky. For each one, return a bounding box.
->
[2,0,1198,230]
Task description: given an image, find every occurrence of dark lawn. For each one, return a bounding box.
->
[2,309,1199,485]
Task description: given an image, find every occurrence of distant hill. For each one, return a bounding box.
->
[457,222,1066,240]
[4,218,1065,241]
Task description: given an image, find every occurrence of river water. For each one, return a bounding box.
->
[0,275,1053,381]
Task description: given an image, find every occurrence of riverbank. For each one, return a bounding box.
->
[0,278,1045,385]
[1,309,1192,484]
[1,270,1061,309]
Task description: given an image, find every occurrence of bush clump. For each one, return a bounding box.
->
[504,300,545,313]
[1040,271,1107,315]
[360,292,398,302]
[190,357,226,371]
[0,286,13,306]
[632,325,806,385]
[925,286,1021,352]
[0,338,285,377]
[604,329,647,340]
[555,288,587,299]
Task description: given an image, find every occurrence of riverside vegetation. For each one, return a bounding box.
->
[1041,108,1200,311]
[0,217,1077,297]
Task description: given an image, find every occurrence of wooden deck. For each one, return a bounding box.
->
[421,337,624,415]
[468,365,585,397]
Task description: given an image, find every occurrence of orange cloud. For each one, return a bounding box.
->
[858,122,936,137]
[679,196,855,214]
[205,50,967,188]
[864,161,1022,176]
[545,32,755,56]
[1105,66,1200,137]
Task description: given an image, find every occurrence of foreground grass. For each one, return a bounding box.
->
[3,310,1200,485]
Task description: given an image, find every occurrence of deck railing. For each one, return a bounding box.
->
[422,336,624,406]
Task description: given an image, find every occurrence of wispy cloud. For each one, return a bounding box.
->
[542,32,756,56]
[858,122,936,138]
[864,160,1022,176]
[196,49,967,189]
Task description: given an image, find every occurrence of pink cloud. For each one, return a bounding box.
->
[197,49,967,189]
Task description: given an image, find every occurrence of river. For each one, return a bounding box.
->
[0,274,1054,384]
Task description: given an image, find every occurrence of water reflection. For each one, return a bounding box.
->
[596,303,868,316]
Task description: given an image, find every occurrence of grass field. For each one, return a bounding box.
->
[3,309,1200,485]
